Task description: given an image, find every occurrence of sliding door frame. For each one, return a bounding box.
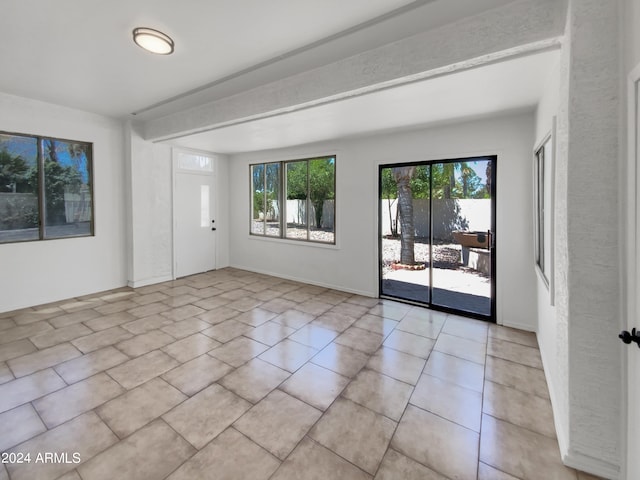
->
[378,155,497,322]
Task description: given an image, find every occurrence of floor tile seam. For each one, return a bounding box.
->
[480,411,559,441]
[384,445,457,480]
[231,399,320,464]
[0,400,48,453]
[488,335,541,351]
[93,415,194,478]
[485,352,543,371]
[160,343,221,364]
[30,376,128,430]
[275,359,351,412]
[5,344,84,380]
[478,459,526,480]
[0,339,37,371]
[338,390,407,425]
[225,426,286,466]
[371,381,424,478]
[5,406,116,462]
[482,377,552,402]
[405,397,482,434]
[378,341,434,361]
[487,331,539,349]
[432,345,486,366]
[356,365,418,389]
[476,342,490,479]
[394,324,441,340]
[440,326,489,346]
[418,370,485,395]
[253,344,320,376]
[293,434,375,479]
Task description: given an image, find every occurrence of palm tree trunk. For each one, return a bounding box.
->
[392,166,416,265]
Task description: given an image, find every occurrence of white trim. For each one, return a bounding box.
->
[128,275,173,288]
[229,263,375,298]
[623,61,640,480]
[562,451,622,480]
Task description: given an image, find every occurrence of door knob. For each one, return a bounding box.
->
[619,328,640,348]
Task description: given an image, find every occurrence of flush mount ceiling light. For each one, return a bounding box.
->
[132,27,174,55]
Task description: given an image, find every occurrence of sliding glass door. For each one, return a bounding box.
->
[379,157,496,320]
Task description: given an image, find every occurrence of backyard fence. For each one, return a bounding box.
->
[381,198,491,241]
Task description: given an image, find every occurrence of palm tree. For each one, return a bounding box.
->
[392,166,417,265]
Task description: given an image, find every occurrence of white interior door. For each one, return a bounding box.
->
[625,67,640,480]
[174,151,216,278]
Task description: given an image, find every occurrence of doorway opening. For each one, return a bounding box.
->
[379,156,496,321]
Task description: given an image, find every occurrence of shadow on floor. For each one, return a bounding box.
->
[381,279,491,317]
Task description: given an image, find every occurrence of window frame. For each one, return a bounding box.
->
[250,155,336,245]
[533,122,555,303]
[0,130,94,244]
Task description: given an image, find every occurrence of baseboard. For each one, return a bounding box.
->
[229,263,376,298]
[499,319,536,332]
[562,449,620,479]
[127,275,173,288]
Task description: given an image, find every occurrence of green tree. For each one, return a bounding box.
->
[0,147,29,193]
[287,158,334,228]
[381,168,399,237]
[26,140,83,225]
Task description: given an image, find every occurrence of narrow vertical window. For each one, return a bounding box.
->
[200,185,210,228]
[251,163,266,235]
[535,135,553,286]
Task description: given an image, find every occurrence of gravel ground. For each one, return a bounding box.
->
[382,237,487,277]
[252,221,335,243]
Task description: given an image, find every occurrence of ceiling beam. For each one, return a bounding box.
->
[143,0,566,142]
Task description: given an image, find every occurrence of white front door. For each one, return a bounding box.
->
[173,151,216,278]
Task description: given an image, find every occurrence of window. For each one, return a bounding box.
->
[534,132,553,288]
[0,131,93,243]
[251,156,335,244]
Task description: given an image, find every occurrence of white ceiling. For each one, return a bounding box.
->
[0,0,558,155]
[0,0,515,119]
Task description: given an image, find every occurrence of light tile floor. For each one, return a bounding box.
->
[0,268,603,480]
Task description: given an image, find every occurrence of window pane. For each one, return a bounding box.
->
[265,162,281,237]
[200,185,210,228]
[286,160,308,240]
[42,139,93,239]
[309,157,335,243]
[251,164,265,235]
[178,152,213,172]
[0,133,39,243]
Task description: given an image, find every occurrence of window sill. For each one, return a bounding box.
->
[248,234,339,250]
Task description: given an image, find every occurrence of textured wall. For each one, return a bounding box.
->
[551,1,622,477]
[127,125,173,286]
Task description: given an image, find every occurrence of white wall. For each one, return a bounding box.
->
[536,2,623,477]
[534,50,570,461]
[0,92,127,313]
[127,124,173,287]
[229,111,537,329]
[215,154,231,269]
[126,128,230,287]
